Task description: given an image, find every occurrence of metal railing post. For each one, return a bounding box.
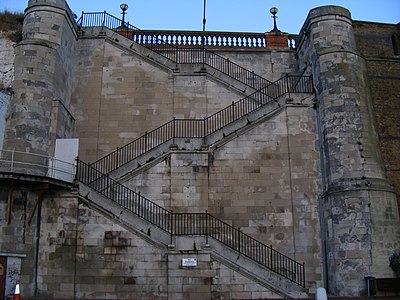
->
[138,191,142,217]
[170,210,174,244]
[203,116,206,144]
[231,101,235,123]
[74,158,79,181]
[237,227,240,253]
[116,147,119,166]
[10,149,14,172]
[172,117,176,144]
[144,132,148,152]
[102,10,106,27]
[80,11,84,27]
[270,245,273,271]
[202,44,206,68]
[205,210,209,244]
[286,75,291,99]
[49,157,54,178]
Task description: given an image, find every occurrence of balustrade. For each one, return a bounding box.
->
[132,30,268,49]
[78,12,298,49]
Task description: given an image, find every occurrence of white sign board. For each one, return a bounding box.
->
[182,258,197,267]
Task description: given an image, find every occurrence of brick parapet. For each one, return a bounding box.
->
[265,32,289,48]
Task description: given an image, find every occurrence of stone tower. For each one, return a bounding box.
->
[2,0,76,173]
[297,6,400,296]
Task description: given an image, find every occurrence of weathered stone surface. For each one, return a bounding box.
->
[211,259,282,299]
[297,5,400,296]
[0,90,11,151]
[0,34,15,89]
[1,0,399,298]
[2,0,77,160]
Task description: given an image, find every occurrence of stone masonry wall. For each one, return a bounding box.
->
[0,33,16,151]
[353,21,400,57]
[353,21,400,211]
[211,260,281,299]
[120,101,322,291]
[71,33,298,163]
[71,38,244,162]
[38,194,168,299]
[0,184,169,299]
[209,103,322,290]
[5,0,399,297]
[0,184,41,299]
[0,33,15,89]
[1,183,287,299]
[0,186,169,299]
[216,50,297,82]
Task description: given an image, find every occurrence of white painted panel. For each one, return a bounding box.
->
[50,138,79,182]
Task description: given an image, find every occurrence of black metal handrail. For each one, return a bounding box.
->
[144,45,273,91]
[76,159,305,287]
[89,75,312,174]
[78,11,274,91]
[78,11,140,31]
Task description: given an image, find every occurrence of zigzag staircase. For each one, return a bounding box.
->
[76,160,307,298]
[87,74,312,178]
[75,78,313,297]
[76,11,314,297]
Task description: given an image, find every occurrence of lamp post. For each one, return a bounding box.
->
[120,3,128,27]
[269,7,280,32]
[202,0,206,32]
[202,0,207,68]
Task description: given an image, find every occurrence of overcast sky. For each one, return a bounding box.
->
[1,0,399,34]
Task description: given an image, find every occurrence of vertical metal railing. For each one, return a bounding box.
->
[77,159,172,231]
[143,45,273,90]
[0,149,76,183]
[76,159,305,287]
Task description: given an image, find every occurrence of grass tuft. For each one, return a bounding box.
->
[0,10,24,42]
